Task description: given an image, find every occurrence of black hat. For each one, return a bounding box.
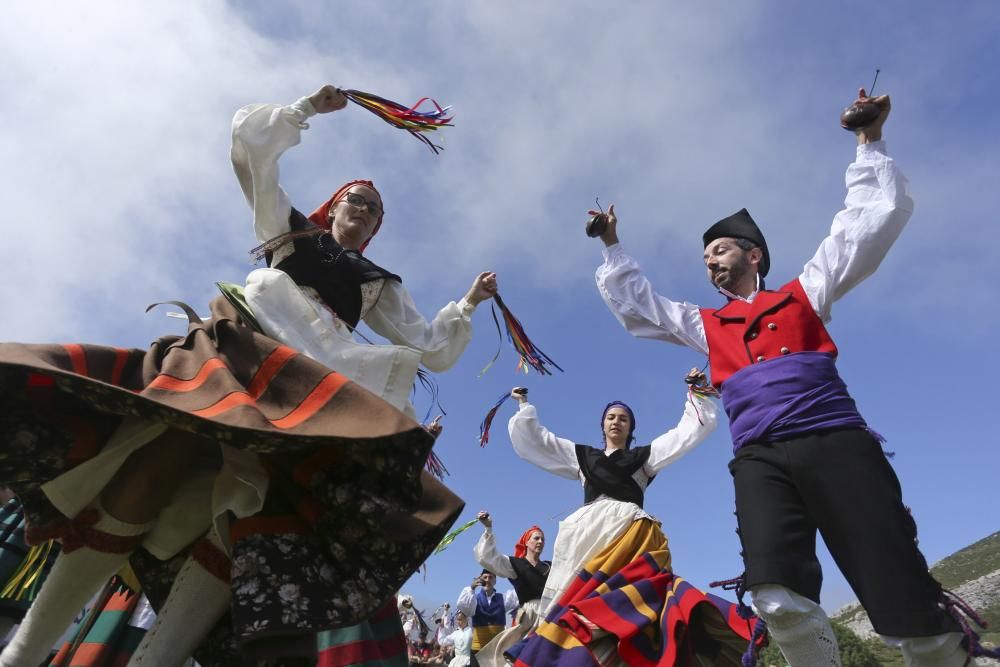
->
[481,568,494,576]
[702,208,770,277]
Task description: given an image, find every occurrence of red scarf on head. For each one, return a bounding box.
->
[308,179,384,253]
[513,526,542,559]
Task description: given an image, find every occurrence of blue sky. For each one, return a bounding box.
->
[2,2,998,618]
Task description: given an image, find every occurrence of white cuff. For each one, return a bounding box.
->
[601,243,623,261]
[457,297,476,317]
[856,139,888,159]
[291,96,318,120]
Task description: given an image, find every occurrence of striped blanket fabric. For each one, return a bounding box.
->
[509,520,757,666]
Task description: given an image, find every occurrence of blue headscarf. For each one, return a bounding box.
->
[601,401,636,447]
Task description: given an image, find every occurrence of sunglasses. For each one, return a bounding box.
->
[338,191,382,217]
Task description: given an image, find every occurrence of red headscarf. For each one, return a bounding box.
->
[513,526,543,559]
[307,179,385,253]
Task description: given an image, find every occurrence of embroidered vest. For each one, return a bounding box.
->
[471,588,506,651]
[575,445,653,508]
[700,278,837,388]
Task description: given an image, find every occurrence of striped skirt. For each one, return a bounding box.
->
[509,520,756,667]
[48,580,163,667]
[316,598,408,667]
[0,296,464,665]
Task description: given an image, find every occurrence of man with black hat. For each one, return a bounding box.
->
[591,90,980,666]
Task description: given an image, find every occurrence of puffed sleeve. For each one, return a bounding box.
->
[504,589,519,613]
[456,586,478,617]
[231,97,316,246]
[508,403,581,480]
[473,527,518,580]
[643,392,718,476]
[364,281,475,372]
[596,244,708,354]
[799,141,914,322]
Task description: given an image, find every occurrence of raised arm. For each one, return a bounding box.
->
[472,511,517,580]
[644,391,718,476]
[800,92,913,322]
[593,206,708,354]
[231,85,347,245]
[364,272,496,372]
[507,391,581,480]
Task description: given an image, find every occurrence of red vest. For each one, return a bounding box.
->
[700,278,837,388]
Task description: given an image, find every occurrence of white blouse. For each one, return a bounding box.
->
[473,527,518,580]
[507,394,717,495]
[230,97,474,372]
[455,586,519,619]
[595,141,914,355]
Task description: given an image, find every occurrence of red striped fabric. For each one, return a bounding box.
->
[247,345,297,398]
[63,343,89,377]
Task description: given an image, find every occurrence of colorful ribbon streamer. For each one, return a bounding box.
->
[478,391,514,447]
[425,449,450,480]
[343,89,453,154]
[479,294,563,377]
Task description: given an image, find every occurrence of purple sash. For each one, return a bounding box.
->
[720,351,869,451]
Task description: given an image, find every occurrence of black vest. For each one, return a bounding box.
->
[574,445,653,508]
[508,557,550,605]
[268,208,400,329]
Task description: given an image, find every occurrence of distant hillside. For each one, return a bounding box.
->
[833,531,1000,665]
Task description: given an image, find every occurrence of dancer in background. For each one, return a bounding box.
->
[457,569,518,655]
[470,511,549,666]
[504,376,754,665]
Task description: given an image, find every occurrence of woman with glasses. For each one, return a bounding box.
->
[233,85,498,420]
[0,83,489,667]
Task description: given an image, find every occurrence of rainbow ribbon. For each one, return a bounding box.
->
[478,391,514,447]
[425,449,450,480]
[343,89,453,154]
[479,294,563,377]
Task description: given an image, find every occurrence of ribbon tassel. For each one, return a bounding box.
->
[343,89,454,154]
[478,391,514,447]
[480,294,563,377]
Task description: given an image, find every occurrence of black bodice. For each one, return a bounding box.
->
[575,444,653,508]
[509,557,551,605]
[268,208,400,329]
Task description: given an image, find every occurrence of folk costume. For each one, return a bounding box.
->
[456,576,518,653]
[505,395,756,666]
[232,95,484,667]
[596,141,987,665]
[439,623,473,667]
[232,97,478,421]
[0,95,466,667]
[471,525,551,666]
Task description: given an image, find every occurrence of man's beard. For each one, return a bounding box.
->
[712,256,751,290]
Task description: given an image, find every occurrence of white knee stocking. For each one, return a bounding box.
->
[0,507,150,667]
[127,529,231,667]
[882,632,966,667]
[751,584,842,667]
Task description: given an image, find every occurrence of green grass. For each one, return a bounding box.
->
[932,531,1000,590]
